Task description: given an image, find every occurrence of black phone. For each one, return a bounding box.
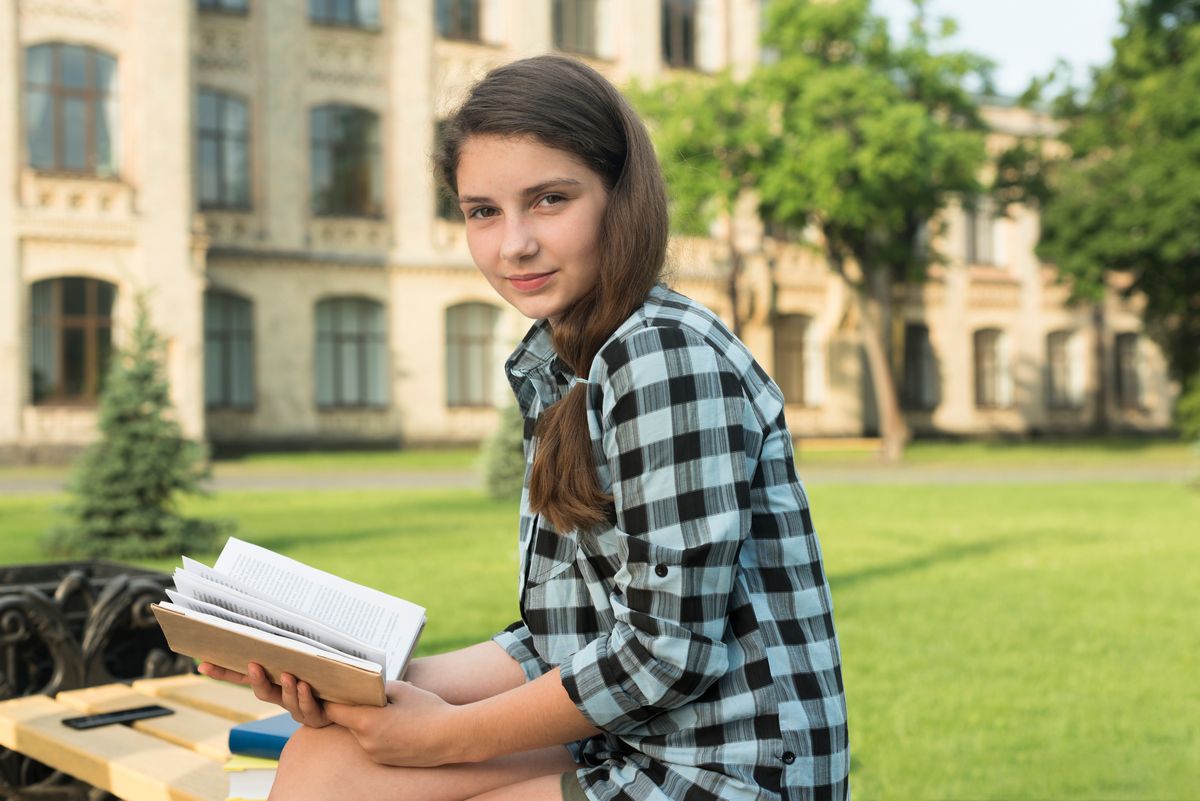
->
[62,705,175,730]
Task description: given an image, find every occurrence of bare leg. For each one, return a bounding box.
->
[465,774,566,801]
[268,723,576,801]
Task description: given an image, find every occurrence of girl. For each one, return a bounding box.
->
[200,55,849,801]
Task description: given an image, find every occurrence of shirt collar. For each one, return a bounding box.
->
[505,320,577,412]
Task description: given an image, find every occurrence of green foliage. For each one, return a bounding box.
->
[1035,0,1200,382]
[1177,373,1200,442]
[757,0,989,278]
[481,402,526,500]
[44,299,230,559]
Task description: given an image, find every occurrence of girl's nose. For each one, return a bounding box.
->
[499,216,538,262]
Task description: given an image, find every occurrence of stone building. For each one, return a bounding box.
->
[0,0,1175,462]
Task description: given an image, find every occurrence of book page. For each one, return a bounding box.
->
[173,568,386,666]
[213,538,425,679]
[165,589,346,659]
[157,602,381,673]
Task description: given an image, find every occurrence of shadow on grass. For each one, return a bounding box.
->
[828,538,1012,592]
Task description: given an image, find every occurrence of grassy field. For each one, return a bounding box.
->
[2,479,1197,800]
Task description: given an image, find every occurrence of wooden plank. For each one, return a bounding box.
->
[56,684,232,762]
[0,694,225,801]
[132,675,279,723]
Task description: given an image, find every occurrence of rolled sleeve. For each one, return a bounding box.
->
[492,621,551,682]
[560,326,753,733]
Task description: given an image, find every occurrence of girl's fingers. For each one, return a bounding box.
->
[197,662,251,685]
[246,663,284,706]
[296,680,330,727]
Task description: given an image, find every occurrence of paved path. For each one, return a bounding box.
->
[0,464,1193,495]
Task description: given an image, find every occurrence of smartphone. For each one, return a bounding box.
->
[62,705,175,730]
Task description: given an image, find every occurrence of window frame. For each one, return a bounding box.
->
[445,302,500,408]
[973,328,1009,409]
[1045,330,1078,410]
[661,0,698,70]
[308,0,381,29]
[1114,332,1143,410]
[197,88,252,211]
[435,0,482,42]
[553,0,599,57]
[309,104,383,218]
[24,43,119,176]
[773,314,812,407]
[901,323,938,411]
[30,277,116,406]
[198,0,249,14]
[204,290,256,410]
[314,297,389,409]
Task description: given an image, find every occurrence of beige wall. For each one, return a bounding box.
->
[0,0,1177,461]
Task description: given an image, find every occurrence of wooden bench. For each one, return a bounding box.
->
[0,675,280,801]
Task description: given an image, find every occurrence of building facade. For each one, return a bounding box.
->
[0,0,1175,462]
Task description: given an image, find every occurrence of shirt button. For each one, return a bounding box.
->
[654,564,669,578]
[781,751,796,765]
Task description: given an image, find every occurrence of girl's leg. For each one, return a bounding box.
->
[465,774,565,801]
[268,723,576,801]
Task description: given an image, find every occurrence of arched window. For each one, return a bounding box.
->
[24,43,118,175]
[1114,332,1144,409]
[446,303,500,407]
[204,291,255,409]
[774,314,823,407]
[30,277,116,404]
[974,328,1012,408]
[315,297,388,407]
[310,105,382,217]
[1045,330,1084,409]
[198,89,250,209]
[901,323,939,410]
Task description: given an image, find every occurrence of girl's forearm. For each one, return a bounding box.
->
[403,641,527,705]
[454,667,600,763]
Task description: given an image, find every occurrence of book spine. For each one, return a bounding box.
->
[227,730,289,761]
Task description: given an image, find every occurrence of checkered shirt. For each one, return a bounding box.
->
[492,285,849,801]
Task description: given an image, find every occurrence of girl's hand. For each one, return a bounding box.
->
[197,662,332,728]
[324,681,469,767]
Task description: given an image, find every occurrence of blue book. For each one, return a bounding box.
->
[228,713,302,760]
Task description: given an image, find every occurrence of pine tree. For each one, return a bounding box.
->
[44,297,230,559]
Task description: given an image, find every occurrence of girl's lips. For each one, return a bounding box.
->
[509,272,555,292]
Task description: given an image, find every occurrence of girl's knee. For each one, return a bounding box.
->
[271,724,366,800]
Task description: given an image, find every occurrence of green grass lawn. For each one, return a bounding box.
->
[2,480,1197,800]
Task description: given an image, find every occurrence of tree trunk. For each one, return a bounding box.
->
[856,278,910,462]
[1091,300,1109,433]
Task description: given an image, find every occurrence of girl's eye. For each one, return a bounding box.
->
[467,206,498,219]
[539,193,568,207]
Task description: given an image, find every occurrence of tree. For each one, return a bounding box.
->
[1031,0,1200,436]
[45,298,229,559]
[755,0,991,460]
[481,401,527,500]
[630,72,768,336]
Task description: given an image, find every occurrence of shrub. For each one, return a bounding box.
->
[481,402,527,500]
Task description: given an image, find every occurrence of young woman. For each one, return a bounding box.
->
[200,55,849,801]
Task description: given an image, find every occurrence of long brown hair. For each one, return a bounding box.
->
[435,55,669,532]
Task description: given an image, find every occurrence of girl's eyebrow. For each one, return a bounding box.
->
[458,178,583,206]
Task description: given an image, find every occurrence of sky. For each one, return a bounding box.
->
[869,0,1125,97]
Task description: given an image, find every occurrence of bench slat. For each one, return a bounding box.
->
[132,675,279,723]
[0,694,225,801]
[56,684,233,762]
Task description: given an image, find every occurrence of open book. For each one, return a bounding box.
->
[152,537,425,707]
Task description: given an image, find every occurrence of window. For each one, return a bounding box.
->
[554,0,598,56]
[30,278,116,404]
[774,314,822,406]
[965,195,997,265]
[310,105,382,217]
[24,44,118,175]
[204,291,255,409]
[308,0,379,27]
[973,328,1012,408]
[198,89,250,209]
[433,121,460,221]
[1114,332,1143,409]
[445,303,500,407]
[1045,330,1084,409]
[662,0,697,69]
[315,298,388,408]
[198,0,248,12]
[901,323,938,410]
[435,0,481,41]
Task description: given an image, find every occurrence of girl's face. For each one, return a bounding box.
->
[456,134,609,326]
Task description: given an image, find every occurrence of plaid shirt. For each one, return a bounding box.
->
[493,286,849,801]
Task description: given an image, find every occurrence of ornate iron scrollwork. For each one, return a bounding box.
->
[0,562,191,801]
